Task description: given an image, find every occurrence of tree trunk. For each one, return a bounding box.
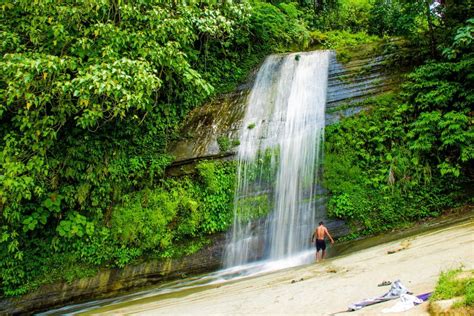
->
[109,0,121,25]
[425,0,438,59]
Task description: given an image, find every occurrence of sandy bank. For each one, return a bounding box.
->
[87,218,474,316]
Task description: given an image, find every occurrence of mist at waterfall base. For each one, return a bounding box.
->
[40,51,330,315]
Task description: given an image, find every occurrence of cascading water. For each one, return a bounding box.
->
[224,51,330,268]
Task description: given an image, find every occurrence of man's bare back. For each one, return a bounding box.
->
[316,225,328,240]
[311,222,334,262]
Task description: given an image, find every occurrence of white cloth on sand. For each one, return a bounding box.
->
[382,294,423,313]
[348,280,409,311]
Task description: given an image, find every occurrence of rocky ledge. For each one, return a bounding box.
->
[0,234,226,315]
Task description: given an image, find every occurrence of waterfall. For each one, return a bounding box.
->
[224,51,330,268]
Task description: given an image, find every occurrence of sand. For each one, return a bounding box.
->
[90,218,474,316]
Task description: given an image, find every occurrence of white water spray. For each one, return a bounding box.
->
[225,51,330,268]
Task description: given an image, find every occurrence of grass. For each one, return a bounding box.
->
[431,268,474,307]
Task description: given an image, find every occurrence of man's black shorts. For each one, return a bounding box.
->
[315,239,326,251]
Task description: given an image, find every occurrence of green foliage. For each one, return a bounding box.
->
[250,1,310,52]
[323,17,473,236]
[400,58,474,177]
[443,18,474,60]
[217,136,239,152]
[309,30,380,62]
[310,30,378,50]
[431,269,474,307]
[308,0,373,32]
[190,1,311,93]
[0,244,98,296]
[0,0,472,299]
[0,159,235,295]
[196,160,236,234]
[467,280,474,306]
[111,185,200,250]
[325,79,470,228]
[0,0,311,296]
[368,0,424,37]
[235,194,272,222]
[217,136,232,152]
[57,212,95,239]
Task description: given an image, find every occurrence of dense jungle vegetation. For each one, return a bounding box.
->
[0,0,472,296]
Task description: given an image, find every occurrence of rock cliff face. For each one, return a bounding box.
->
[325,53,398,124]
[166,46,400,270]
[169,89,248,165]
[168,49,399,168]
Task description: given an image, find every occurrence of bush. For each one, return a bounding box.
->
[250,2,310,52]
[324,89,470,236]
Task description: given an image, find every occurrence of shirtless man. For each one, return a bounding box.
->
[311,221,334,262]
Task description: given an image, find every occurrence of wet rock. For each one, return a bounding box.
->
[168,89,249,165]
